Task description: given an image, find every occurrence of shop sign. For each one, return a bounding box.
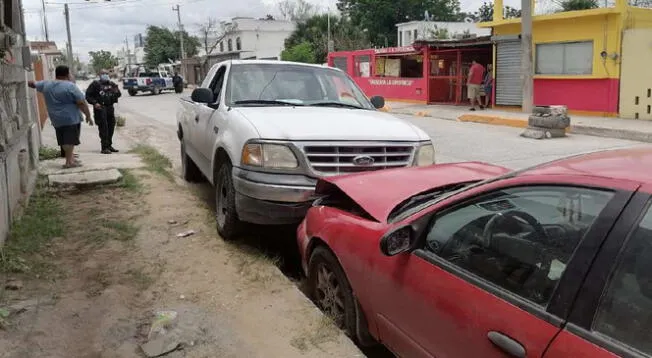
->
[374,46,416,54]
[368,79,415,86]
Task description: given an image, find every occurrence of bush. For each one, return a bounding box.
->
[281,42,317,64]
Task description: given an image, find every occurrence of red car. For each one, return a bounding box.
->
[297,147,652,358]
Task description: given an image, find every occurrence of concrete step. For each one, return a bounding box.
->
[39,153,144,176]
[48,168,123,187]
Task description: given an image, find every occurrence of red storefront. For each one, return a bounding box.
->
[328,37,492,105]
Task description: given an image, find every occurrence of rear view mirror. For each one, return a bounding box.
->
[380,225,415,256]
[191,88,214,103]
[370,95,385,109]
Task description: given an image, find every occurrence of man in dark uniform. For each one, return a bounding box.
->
[85,69,122,154]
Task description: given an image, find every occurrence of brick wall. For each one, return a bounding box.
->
[0,0,41,245]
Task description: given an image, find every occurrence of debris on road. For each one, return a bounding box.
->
[4,279,23,291]
[176,230,195,238]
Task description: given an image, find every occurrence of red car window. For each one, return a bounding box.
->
[592,201,652,354]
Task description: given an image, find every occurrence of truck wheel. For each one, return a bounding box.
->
[214,164,243,240]
[180,142,204,182]
[128,89,137,96]
[151,87,160,95]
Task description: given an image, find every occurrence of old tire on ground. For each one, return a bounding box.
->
[180,141,204,182]
[532,106,552,115]
[128,89,137,96]
[308,246,357,339]
[528,115,570,129]
[214,164,243,241]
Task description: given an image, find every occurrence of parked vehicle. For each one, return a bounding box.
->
[298,147,652,358]
[122,64,183,96]
[177,60,435,240]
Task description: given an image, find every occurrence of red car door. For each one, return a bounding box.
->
[545,189,652,358]
[369,176,638,358]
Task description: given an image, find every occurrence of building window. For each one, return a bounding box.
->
[236,37,241,51]
[535,41,593,75]
[413,29,418,41]
[3,0,14,29]
[228,39,233,52]
[354,55,371,77]
[220,42,224,52]
[332,56,348,73]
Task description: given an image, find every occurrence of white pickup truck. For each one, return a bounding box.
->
[177,60,435,240]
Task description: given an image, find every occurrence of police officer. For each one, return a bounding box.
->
[85,69,122,154]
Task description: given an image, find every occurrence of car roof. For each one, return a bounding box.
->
[229,59,334,70]
[520,146,652,185]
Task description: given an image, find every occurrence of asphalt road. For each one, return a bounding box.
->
[114,88,646,171]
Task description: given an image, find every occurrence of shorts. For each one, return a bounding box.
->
[484,85,493,96]
[54,123,81,146]
[467,84,481,99]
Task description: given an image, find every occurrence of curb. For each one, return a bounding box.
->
[389,109,652,144]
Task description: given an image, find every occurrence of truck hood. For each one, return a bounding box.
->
[234,107,429,141]
[315,162,511,222]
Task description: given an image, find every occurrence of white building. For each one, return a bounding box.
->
[396,21,491,46]
[116,46,144,67]
[206,17,295,65]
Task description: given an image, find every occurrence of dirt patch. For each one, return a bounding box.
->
[0,162,360,357]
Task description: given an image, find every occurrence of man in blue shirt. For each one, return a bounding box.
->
[28,65,93,168]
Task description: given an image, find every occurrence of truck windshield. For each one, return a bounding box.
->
[226,63,374,109]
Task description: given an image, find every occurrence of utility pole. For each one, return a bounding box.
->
[520,0,533,113]
[41,0,49,41]
[125,36,132,68]
[64,3,75,76]
[172,4,186,80]
[327,8,333,53]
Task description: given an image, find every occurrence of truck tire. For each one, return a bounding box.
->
[128,89,137,96]
[180,142,204,182]
[151,87,161,95]
[214,164,243,241]
[528,115,570,129]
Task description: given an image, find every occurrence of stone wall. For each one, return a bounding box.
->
[0,1,41,245]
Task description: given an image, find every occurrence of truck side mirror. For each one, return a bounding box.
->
[191,88,214,104]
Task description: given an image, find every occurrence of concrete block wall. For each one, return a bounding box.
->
[0,15,40,246]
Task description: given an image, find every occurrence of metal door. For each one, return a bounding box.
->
[495,40,522,106]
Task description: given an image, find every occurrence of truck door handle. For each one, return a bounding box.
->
[194,115,199,122]
[213,126,219,134]
[487,331,526,358]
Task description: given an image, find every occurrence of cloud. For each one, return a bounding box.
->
[22,0,519,62]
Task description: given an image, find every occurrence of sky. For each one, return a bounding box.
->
[21,0,520,62]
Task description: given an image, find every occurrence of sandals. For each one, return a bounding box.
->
[62,159,83,169]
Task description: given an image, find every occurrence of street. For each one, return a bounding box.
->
[114,88,645,171]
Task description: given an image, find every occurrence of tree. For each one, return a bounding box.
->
[556,0,599,11]
[475,2,521,22]
[197,18,237,70]
[281,42,316,63]
[278,0,316,22]
[54,54,82,72]
[88,50,118,73]
[337,0,461,47]
[143,25,200,68]
[283,14,370,63]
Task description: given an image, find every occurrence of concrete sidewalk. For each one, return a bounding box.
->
[39,120,144,186]
[384,102,652,143]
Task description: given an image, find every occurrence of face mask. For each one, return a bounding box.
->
[100,74,109,81]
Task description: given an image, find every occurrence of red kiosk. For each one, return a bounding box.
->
[328,36,492,105]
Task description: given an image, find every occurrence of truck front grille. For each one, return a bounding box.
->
[302,144,415,175]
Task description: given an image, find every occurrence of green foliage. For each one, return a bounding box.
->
[144,25,200,68]
[558,0,599,11]
[281,42,316,63]
[337,0,461,47]
[283,14,370,63]
[474,2,521,22]
[88,50,118,74]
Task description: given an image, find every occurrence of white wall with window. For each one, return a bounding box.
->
[535,41,594,75]
[209,17,295,61]
[396,21,491,46]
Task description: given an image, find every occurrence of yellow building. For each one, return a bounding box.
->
[479,1,652,119]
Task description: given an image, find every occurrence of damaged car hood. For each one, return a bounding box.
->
[315,162,511,222]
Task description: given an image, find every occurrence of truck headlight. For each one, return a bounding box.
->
[415,143,435,166]
[241,143,299,169]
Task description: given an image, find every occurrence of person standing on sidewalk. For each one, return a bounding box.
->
[28,65,93,169]
[483,63,494,108]
[86,69,122,154]
[467,60,485,111]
